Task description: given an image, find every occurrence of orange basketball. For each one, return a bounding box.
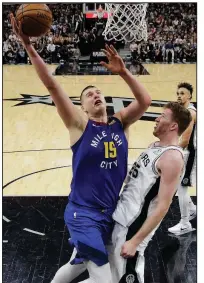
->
[15,4,52,37]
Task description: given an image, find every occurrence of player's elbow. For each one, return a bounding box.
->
[136,94,151,115]
[143,93,152,109]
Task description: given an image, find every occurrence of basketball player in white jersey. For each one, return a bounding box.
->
[168,82,196,235]
[108,102,192,283]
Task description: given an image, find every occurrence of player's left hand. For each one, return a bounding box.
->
[10,13,31,46]
[120,240,137,258]
[100,44,127,75]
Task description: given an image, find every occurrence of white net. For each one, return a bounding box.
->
[103,3,148,42]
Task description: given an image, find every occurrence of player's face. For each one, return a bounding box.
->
[177,87,191,105]
[153,108,177,137]
[81,87,106,115]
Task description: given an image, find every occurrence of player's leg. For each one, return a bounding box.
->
[77,261,111,283]
[108,223,128,283]
[63,202,113,282]
[109,218,160,283]
[168,185,195,234]
[130,223,160,283]
[178,184,196,223]
[51,247,112,283]
[168,151,196,235]
[51,248,86,283]
[108,223,148,283]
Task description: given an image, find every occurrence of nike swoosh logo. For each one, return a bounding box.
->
[181,228,189,230]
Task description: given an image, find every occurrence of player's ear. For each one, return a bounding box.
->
[170,122,178,132]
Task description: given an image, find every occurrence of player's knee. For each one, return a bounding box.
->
[86,261,112,283]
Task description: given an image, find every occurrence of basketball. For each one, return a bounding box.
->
[15,4,52,37]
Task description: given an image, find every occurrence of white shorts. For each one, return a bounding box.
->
[107,221,159,283]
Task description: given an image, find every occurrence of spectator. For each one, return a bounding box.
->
[16,46,27,64]
[47,41,56,63]
[8,31,17,42]
[130,42,138,60]
[155,45,163,62]
[72,12,83,34]
[165,40,174,63]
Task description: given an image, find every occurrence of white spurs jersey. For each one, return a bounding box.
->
[113,143,184,227]
[187,103,196,150]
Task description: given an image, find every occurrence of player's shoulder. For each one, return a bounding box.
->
[187,104,196,114]
[159,149,183,167]
[156,150,183,176]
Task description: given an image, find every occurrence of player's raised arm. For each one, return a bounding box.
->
[10,14,86,131]
[101,44,151,127]
[179,109,196,149]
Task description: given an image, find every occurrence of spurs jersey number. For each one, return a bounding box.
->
[141,154,150,167]
[129,162,141,178]
[104,141,117,158]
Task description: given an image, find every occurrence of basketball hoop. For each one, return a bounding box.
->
[97,5,104,19]
[102,4,148,42]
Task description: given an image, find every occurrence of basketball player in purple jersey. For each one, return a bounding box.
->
[10,14,151,283]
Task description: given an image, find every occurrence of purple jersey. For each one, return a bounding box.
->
[69,116,128,211]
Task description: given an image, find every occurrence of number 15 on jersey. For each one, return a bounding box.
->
[104,142,117,158]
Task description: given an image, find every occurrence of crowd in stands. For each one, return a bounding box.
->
[130,3,197,63]
[3,3,197,65]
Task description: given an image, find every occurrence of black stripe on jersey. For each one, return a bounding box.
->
[126,177,160,240]
[152,155,161,175]
[119,252,140,283]
[187,123,196,151]
[120,178,160,281]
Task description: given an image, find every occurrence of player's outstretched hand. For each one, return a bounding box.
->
[10,13,30,46]
[100,44,127,75]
